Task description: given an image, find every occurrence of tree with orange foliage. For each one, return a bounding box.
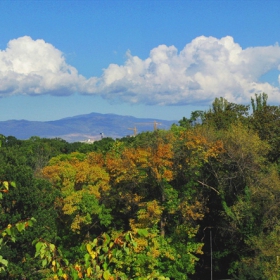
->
[42,152,111,235]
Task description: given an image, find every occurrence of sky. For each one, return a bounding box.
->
[0,0,280,122]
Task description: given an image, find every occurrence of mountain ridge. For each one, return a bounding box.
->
[0,112,178,142]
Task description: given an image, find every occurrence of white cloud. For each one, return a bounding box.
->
[1,35,280,105]
[0,36,90,96]
[94,36,280,105]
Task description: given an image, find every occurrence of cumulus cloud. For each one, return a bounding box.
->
[95,36,280,105]
[1,35,280,105]
[0,36,97,96]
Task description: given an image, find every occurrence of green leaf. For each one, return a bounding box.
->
[27,220,33,227]
[16,222,25,232]
[64,258,69,266]
[125,234,130,242]
[49,243,55,252]
[102,246,108,253]
[84,253,90,263]
[57,269,64,277]
[103,261,108,270]
[5,227,11,236]
[10,226,16,237]
[132,240,137,247]
[35,242,43,258]
[137,228,149,237]
[103,270,111,280]
[102,233,110,246]
[0,255,8,267]
[124,247,130,255]
[42,259,47,268]
[93,238,98,247]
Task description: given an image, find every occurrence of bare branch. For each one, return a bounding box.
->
[197,180,220,195]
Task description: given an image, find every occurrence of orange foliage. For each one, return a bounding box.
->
[42,152,110,231]
[146,142,174,182]
[106,147,149,185]
[130,200,163,230]
[180,129,224,167]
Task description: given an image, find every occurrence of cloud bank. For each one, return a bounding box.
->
[1,35,280,105]
[0,36,97,96]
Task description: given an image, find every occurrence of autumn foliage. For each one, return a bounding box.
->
[3,95,280,279]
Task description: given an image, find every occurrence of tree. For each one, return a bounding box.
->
[0,135,66,279]
[34,229,172,280]
[250,93,280,162]
[251,92,268,113]
[42,152,112,237]
[204,97,249,130]
[0,141,37,278]
[196,121,279,279]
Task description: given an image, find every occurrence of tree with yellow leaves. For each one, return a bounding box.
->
[42,152,111,234]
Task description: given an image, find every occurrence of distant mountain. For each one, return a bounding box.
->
[0,112,178,142]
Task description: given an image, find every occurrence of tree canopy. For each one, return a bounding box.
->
[1,94,280,279]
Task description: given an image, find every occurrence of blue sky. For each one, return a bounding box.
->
[0,0,280,121]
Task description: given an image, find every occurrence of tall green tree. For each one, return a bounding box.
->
[0,138,58,279]
[204,97,250,130]
[250,93,280,162]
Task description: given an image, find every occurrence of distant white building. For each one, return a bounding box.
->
[80,138,95,144]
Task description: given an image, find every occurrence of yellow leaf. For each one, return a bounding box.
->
[87,267,92,277]
[2,181,9,190]
[90,251,97,259]
[86,243,92,254]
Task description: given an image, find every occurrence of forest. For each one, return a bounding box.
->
[1,93,280,280]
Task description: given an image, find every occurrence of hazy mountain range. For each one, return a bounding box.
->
[0,112,178,142]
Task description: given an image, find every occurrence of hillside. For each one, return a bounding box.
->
[0,112,178,142]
